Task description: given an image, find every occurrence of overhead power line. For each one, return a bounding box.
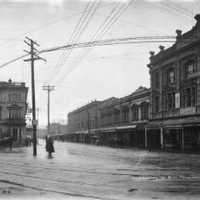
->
[0,35,177,69]
[50,1,123,85]
[48,0,101,84]
[40,36,176,54]
[52,0,136,86]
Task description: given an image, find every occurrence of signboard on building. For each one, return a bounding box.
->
[32,120,38,125]
[180,107,196,115]
[175,93,180,109]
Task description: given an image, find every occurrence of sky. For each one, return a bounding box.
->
[0,0,199,127]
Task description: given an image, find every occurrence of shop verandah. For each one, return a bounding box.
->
[146,118,200,151]
[64,124,146,148]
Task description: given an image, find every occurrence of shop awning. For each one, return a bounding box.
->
[116,125,136,130]
[75,130,89,134]
[101,127,116,133]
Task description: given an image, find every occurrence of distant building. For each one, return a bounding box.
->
[147,14,200,150]
[0,79,28,143]
[49,122,67,136]
[67,100,100,143]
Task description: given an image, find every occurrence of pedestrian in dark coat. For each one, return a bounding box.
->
[8,137,13,151]
[45,136,55,158]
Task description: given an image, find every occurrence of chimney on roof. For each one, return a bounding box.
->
[159,45,165,51]
[195,14,200,28]
[176,29,182,40]
[149,51,155,57]
[195,14,200,23]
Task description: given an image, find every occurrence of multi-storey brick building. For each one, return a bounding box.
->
[67,100,100,143]
[146,14,200,150]
[0,79,28,144]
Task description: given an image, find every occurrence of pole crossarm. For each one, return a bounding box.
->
[43,85,55,91]
[25,36,40,46]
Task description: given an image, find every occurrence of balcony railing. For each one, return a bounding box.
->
[0,82,25,88]
[1,118,26,125]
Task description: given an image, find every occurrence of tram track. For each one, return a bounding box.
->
[0,158,197,181]
[0,162,127,199]
[0,179,115,200]
[0,159,199,186]
[0,159,136,177]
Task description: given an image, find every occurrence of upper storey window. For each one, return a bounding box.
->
[168,69,175,84]
[8,93,21,103]
[153,71,160,89]
[155,96,159,113]
[141,102,149,120]
[122,108,129,122]
[184,60,196,78]
[131,105,138,121]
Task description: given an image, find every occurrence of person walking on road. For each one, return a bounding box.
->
[45,135,55,158]
[8,137,13,151]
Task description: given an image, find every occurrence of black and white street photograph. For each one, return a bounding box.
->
[0,0,200,199]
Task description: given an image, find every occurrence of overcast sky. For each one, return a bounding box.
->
[0,0,199,127]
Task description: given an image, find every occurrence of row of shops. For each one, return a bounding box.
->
[58,125,146,148]
[56,118,200,152]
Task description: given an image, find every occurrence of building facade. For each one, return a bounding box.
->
[147,14,200,150]
[67,87,150,147]
[48,123,68,137]
[0,79,28,144]
[67,101,101,143]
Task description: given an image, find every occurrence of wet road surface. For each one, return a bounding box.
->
[0,139,200,199]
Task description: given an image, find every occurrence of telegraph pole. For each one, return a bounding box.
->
[36,108,39,141]
[24,37,46,156]
[42,85,55,135]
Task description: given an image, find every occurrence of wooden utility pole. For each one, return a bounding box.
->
[42,85,55,135]
[24,36,46,156]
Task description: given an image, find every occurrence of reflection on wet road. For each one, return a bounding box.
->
[0,139,200,199]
